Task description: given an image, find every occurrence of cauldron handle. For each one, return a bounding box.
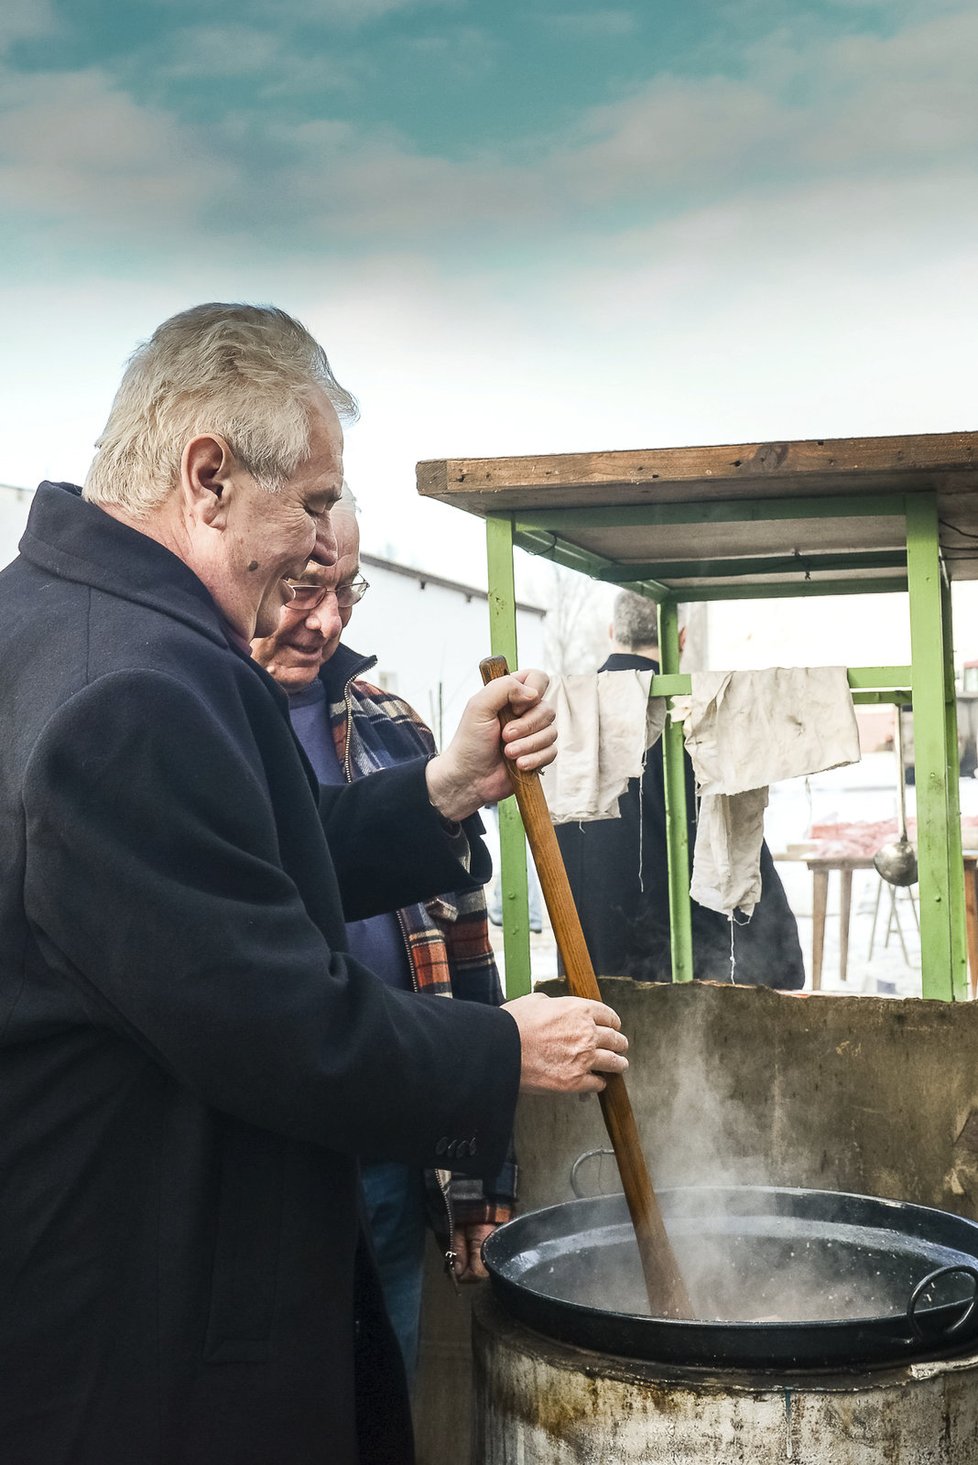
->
[481,655,692,1320]
[570,1147,616,1199]
[907,1265,978,1340]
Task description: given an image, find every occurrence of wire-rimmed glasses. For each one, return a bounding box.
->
[286,576,369,611]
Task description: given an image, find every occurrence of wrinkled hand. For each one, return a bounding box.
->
[425,670,556,823]
[503,992,629,1095]
[450,1222,496,1283]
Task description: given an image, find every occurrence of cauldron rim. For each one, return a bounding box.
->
[483,1184,978,1369]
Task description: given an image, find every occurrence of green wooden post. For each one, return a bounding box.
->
[486,515,532,997]
[905,495,967,999]
[941,567,968,998]
[658,599,694,982]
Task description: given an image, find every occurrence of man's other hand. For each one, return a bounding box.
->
[450,1222,496,1283]
[425,670,555,823]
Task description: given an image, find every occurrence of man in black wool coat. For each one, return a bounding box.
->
[0,303,630,1465]
[556,591,805,989]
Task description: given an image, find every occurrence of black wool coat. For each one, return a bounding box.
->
[555,654,805,989]
[0,483,521,1465]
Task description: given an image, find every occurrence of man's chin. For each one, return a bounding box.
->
[273,655,322,691]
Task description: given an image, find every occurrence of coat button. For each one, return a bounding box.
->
[435,1137,449,1156]
[445,1140,458,1158]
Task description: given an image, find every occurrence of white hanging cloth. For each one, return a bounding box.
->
[682,667,861,917]
[542,670,668,824]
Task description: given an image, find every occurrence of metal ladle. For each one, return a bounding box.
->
[874,706,918,887]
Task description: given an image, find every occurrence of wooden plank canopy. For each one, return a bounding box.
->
[417,431,978,592]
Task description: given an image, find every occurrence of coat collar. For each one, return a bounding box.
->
[600,652,660,675]
[20,481,230,650]
[319,640,377,699]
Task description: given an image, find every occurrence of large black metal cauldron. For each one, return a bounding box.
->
[483,1186,978,1369]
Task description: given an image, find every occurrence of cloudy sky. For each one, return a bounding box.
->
[1,0,976,593]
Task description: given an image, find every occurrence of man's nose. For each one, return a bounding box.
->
[311,517,338,568]
[306,593,342,635]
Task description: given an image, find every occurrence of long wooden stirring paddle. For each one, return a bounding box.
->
[481,655,691,1320]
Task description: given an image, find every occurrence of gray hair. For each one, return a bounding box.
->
[612,590,661,651]
[83,303,358,517]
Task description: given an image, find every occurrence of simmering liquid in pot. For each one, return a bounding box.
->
[520,1217,971,1323]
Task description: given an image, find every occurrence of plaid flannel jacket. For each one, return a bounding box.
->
[322,645,517,1239]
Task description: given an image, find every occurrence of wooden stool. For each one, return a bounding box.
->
[806,854,875,990]
[794,850,978,995]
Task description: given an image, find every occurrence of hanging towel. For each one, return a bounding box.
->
[683,667,860,916]
[542,670,667,824]
[688,787,771,918]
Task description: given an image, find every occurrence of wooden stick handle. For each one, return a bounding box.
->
[480,655,691,1319]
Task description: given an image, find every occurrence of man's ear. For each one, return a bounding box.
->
[180,434,235,528]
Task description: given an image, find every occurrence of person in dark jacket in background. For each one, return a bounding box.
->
[0,303,630,1465]
[556,591,805,989]
[252,485,515,1384]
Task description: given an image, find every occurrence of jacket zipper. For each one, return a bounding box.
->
[438,1166,459,1292]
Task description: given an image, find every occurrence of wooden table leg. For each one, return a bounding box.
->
[839,868,852,984]
[963,860,978,1000]
[811,867,828,992]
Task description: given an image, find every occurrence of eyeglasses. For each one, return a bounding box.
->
[286,576,370,611]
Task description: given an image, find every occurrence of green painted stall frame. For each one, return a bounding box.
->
[418,432,978,1002]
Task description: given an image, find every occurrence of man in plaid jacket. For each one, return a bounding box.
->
[252,486,515,1383]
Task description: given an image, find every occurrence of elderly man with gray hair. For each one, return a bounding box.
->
[0,303,628,1465]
